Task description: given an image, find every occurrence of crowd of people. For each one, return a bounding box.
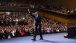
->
[0,0,76,14]
[0,12,73,40]
[36,4,75,14]
[0,0,31,7]
[0,0,76,40]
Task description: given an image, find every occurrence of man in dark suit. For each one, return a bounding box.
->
[28,9,43,41]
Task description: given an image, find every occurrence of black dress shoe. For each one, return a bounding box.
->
[31,39,36,41]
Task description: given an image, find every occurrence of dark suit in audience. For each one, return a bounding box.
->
[0,33,3,39]
[15,29,20,37]
[4,30,11,39]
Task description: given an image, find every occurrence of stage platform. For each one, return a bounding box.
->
[0,33,76,43]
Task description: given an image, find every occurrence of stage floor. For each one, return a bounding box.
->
[0,33,76,43]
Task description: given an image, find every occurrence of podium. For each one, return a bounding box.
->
[67,27,76,38]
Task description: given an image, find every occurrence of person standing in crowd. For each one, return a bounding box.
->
[4,29,11,39]
[11,29,16,38]
[0,30,5,39]
[28,9,43,41]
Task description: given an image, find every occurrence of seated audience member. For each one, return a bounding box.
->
[4,29,11,39]
[56,28,60,32]
[11,29,16,38]
[45,26,51,33]
[0,30,5,39]
[19,29,25,36]
[41,28,43,33]
[15,29,20,37]
[25,28,29,35]
[53,28,57,33]
[29,27,34,35]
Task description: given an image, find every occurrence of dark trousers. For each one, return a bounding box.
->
[33,26,43,39]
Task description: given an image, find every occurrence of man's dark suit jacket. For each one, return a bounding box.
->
[29,12,41,27]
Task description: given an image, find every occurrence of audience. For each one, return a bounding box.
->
[0,12,75,40]
[0,0,75,14]
[0,0,76,40]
